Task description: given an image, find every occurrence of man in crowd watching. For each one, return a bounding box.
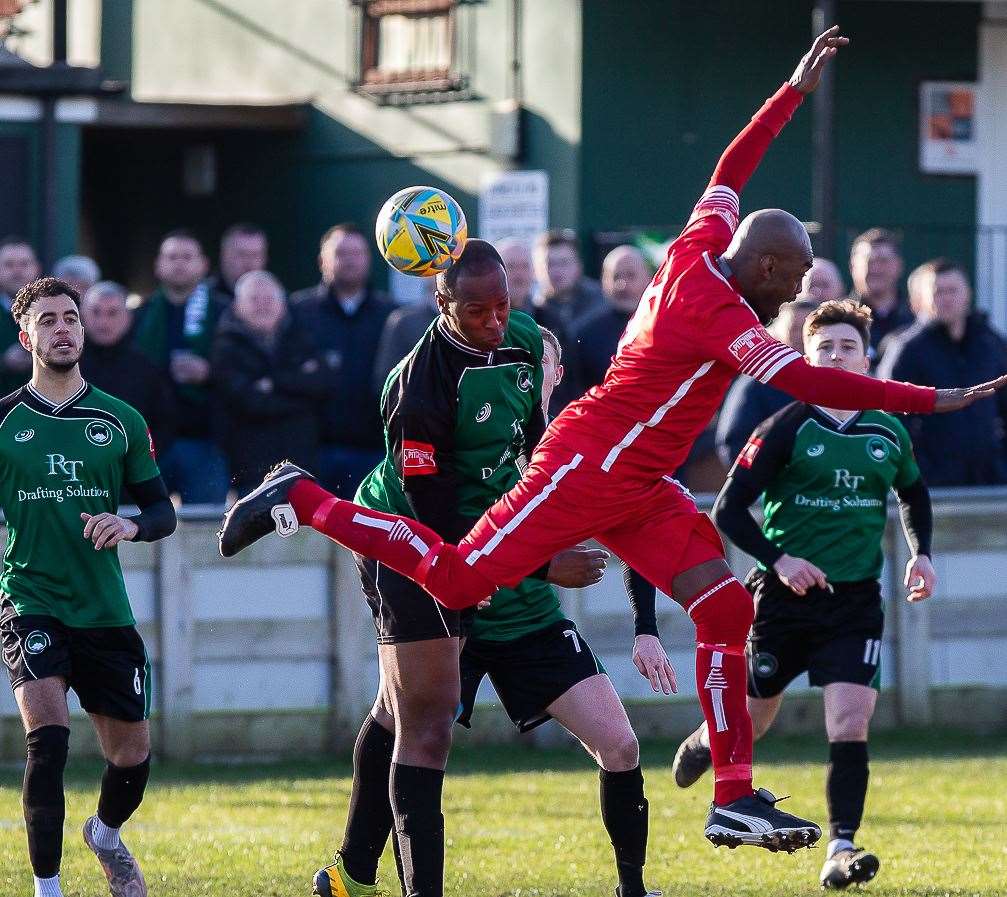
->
[799,257,844,303]
[133,229,229,503]
[207,223,269,301]
[52,255,101,299]
[847,228,913,354]
[878,259,1007,486]
[80,281,177,461]
[0,236,39,394]
[213,271,328,495]
[498,237,536,313]
[291,223,393,496]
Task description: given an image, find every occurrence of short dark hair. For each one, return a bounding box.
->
[11,277,80,323]
[927,257,968,280]
[436,239,505,301]
[221,222,267,245]
[850,227,901,255]
[0,235,35,254]
[320,222,364,250]
[539,325,562,362]
[803,298,872,351]
[535,228,579,255]
[160,228,204,251]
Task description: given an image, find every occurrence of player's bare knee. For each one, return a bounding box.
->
[827,708,872,742]
[596,732,640,772]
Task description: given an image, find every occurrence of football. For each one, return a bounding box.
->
[375,185,468,277]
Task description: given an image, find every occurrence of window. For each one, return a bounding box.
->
[352,0,475,104]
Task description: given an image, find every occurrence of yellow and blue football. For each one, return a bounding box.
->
[375,186,468,277]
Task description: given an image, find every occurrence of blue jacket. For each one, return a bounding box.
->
[878,314,1007,486]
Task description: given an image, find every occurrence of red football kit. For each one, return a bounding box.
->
[288,81,935,804]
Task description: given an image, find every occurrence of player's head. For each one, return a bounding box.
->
[0,235,40,298]
[601,245,651,313]
[319,222,370,293]
[802,298,871,374]
[435,239,509,352]
[155,229,208,294]
[917,258,971,331]
[81,281,131,347]
[849,228,903,303]
[538,325,564,414]
[722,209,814,322]
[12,277,83,372]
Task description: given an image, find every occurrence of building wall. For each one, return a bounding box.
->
[580,0,980,276]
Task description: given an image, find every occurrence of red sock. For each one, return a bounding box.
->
[287,479,494,609]
[686,575,756,806]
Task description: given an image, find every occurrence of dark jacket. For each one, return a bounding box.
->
[373,300,438,393]
[211,309,329,491]
[570,306,632,396]
[878,313,1007,486]
[79,338,178,456]
[532,277,607,414]
[132,285,228,440]
[288,283,393,449]
[714,375,794,468]
[0,294,29,398]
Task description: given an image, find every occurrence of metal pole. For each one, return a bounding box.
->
[52,0,67,64]
[41,94,58,269]
[811,0,836,258]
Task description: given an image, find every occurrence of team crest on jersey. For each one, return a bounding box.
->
[476,403,492,423]
[753,652,779,678]
[728,326,769,363]
[516,366,533,392]
[85,421,113,447]
[14,429,34,442]
[866,437,889,462]
[402,440,437,476]
[737,436,763,469]
[807,443,825,457]
[24,630,51,655]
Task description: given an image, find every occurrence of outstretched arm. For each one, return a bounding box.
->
[707,27,848,196]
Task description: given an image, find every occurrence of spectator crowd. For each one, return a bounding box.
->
[2,220,1005,506]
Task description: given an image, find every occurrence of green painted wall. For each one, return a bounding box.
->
[580,0,979,277]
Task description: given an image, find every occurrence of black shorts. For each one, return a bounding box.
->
[457,620,606,733]
[746,570,884,699]
[0,598,151,722]
[356,555,474,644]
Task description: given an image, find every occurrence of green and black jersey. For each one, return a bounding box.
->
[0,382,160,627]
[357,311,564,641]
[716,403,931,583]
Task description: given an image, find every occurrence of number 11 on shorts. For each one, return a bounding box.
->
[863,639,881,666]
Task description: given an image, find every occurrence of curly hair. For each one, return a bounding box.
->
[803,298,873,351]
[11,277,80,324]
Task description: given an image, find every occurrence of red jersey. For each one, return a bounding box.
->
[547,84,935,479]
[552,186,798,477]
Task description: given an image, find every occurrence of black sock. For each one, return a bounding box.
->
[97,754,150,829]
[339,715,395,886]
[827,741,869,842]
[24,725,69,878]
[600,766,648,897]
[390,763,445,897]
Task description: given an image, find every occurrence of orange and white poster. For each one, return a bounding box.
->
[920,81,979,175]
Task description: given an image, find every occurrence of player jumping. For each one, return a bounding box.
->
[672,300,935,889]
[0,278,176,897]
[220,27,1005,851]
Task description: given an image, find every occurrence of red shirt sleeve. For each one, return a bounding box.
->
[768,359,936,414]
[696,295,803,380]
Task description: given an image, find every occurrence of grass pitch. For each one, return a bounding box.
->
[1,729,1005,896]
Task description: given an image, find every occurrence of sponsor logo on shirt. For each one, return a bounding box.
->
[85,421,113,447]
[14,429,34,442]
[402,440,438,476]
[728,326,769,363]
[737,437,763,469]
[476,403,492,423]
[834,468,864,490]
[47,453,83,482]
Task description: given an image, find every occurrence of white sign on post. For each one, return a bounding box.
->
[478,170,549,247]
[919,81,980,175]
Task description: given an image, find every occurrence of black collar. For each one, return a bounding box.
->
[23,381,90,416]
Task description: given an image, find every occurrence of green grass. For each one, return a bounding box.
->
[1,729,1005,896]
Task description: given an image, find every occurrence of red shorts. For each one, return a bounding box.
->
[455,440,725,596]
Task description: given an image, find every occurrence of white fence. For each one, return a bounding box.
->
[1,489,1005,759]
